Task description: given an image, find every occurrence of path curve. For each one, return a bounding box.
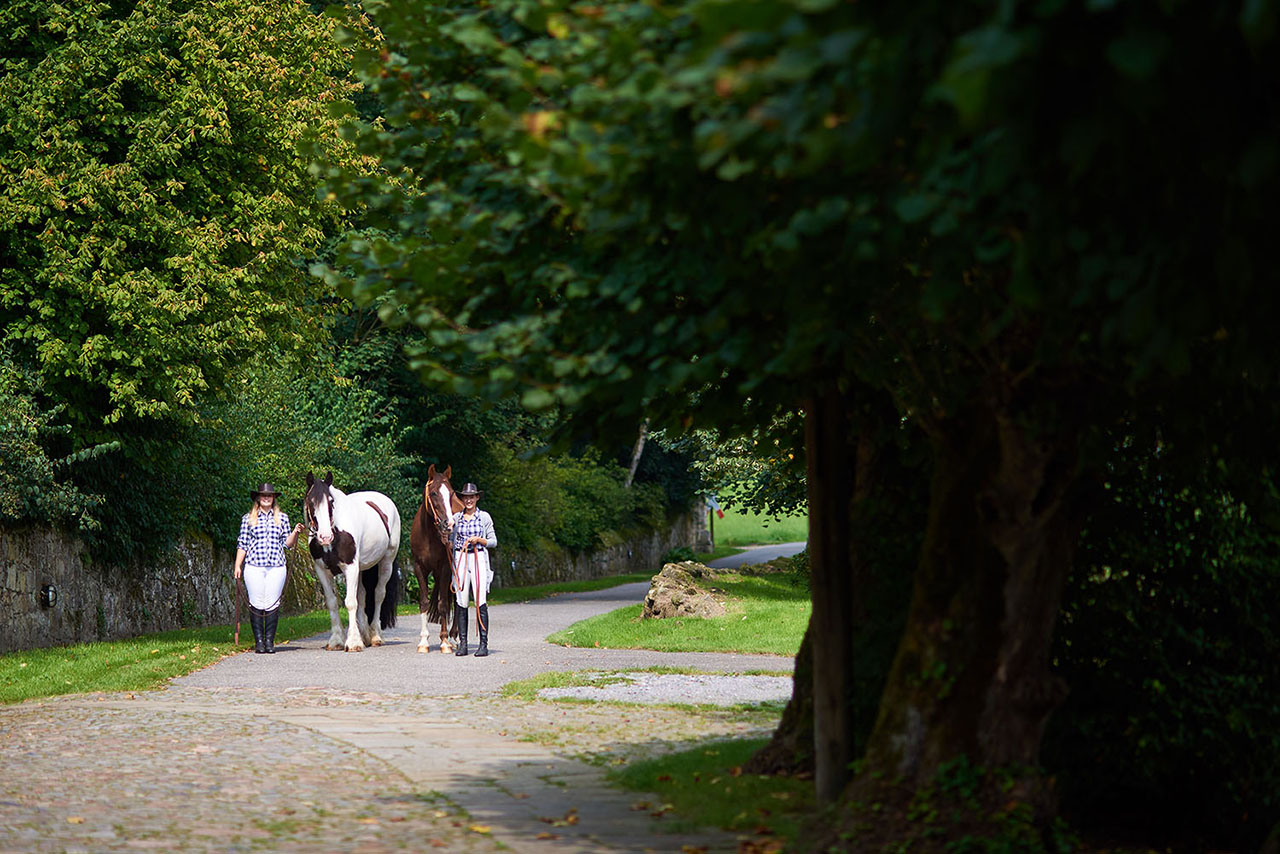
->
[1,571,798,854]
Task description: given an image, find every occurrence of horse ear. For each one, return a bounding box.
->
[306,472,315,487]
[443,465,452,480]
[427,463,437,478]
[324,471,333,486]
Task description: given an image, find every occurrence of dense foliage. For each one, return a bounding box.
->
[314,0,1280,847]
[0,351,116,529]
[1048,441,1280,849]
[0,0,360,430]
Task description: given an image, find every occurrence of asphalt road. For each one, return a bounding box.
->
[175,542,802,696]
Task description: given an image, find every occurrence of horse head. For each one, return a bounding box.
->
[424,463,462,546]
[304,471,337,546]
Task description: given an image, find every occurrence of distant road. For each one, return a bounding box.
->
[707,541,806,569]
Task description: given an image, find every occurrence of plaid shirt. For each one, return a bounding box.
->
[451,509,496,552]
[237,511,292,567]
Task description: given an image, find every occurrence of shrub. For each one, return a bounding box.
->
[0,354,115,530]
[1045,449,1280,850]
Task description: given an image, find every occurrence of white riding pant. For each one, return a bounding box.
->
[244,563,287,611]
[453,549,492,607]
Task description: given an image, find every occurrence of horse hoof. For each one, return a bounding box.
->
[439,644,453,654]
[417,644,430,654]
[371,638,384,647]
[325,643,343,651]
[345,644,364,652]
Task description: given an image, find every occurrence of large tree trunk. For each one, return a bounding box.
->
[805,385,857,804]
[855,397,1082,810]
[743,623,815,776]
[746,400,882,781]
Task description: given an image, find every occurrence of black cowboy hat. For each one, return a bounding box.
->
[249,483,283,499]
[457,483,482,496]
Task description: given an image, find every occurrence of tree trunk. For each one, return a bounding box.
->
[805,385,857,804]
[855,397,1082,810]
[743,623,815,776]
[624,419,648,488]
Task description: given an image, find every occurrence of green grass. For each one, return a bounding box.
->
[713,504,807,547]
[608,737,814,844]
[0,611,334,704]
[546,572,809,656]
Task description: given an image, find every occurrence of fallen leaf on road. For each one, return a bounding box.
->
[682,847,707,854]
[631,801,651,811]
[432,810,449,818]
[359,818,378,825]
[536,832,559,840]
[514,793,529,799]
[469,825,491,834]
[429,839,447,848]
[67,817,84,824]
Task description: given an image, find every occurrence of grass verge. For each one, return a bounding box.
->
[714,505,807,547]
[546,572,808,656]
[608,736,814,845]
[0,611,334,704]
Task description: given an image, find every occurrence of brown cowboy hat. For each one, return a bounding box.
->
[457,483,482,496]
[249,483,283,499]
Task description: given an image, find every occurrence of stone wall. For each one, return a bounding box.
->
[0,526,319,655]
[496,507,704,588]
[1,508,704,653]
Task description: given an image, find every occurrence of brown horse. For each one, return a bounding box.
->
[408,463,462,653]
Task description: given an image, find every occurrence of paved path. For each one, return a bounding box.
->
[707,542,805,569]
[0,550,798,854]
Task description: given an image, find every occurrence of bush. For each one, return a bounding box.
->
[1045,449,1280,850]
[662,546,695,564]
[0,354,115,530]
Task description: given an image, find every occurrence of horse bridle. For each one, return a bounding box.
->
[425,479,453,546]
[303,486,333,534]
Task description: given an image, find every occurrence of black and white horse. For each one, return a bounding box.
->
[303,472,401,652]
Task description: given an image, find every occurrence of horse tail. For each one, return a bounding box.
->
[381,561,400,629]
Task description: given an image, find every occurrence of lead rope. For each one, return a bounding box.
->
[450,544,487,632]
[234,572,246,646]
[470,546,487,632]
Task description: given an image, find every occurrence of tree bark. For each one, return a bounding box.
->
[624,419,648,488]
[806,385,857,804]
[855,396,1082,809]
[743,623,815,776]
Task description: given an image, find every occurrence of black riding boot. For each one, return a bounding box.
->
[249,607,267,654]
[454,604,469,656]
[474,604,489,657]
[263,607,279,654]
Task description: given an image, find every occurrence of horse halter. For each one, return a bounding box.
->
[303,485,332,534]
[425,479,453,544]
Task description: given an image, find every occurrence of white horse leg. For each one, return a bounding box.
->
[368,560,393,647]
[343,562,365,652]
[314,564,345,651]
[418,612,432,653]
[354,573,372,645]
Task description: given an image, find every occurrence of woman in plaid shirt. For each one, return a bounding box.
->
[233,483,305,654]
[450,482,497,657]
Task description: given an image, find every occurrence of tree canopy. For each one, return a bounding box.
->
[319,0,1280,847]
[0,0,362,429]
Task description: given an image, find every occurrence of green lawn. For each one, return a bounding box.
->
[546,571,809,656]
[0,612,334,704]
[608,737,814,844]
[712,504,807,547]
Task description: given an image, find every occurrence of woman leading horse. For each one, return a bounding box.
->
[450,482,496,657]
